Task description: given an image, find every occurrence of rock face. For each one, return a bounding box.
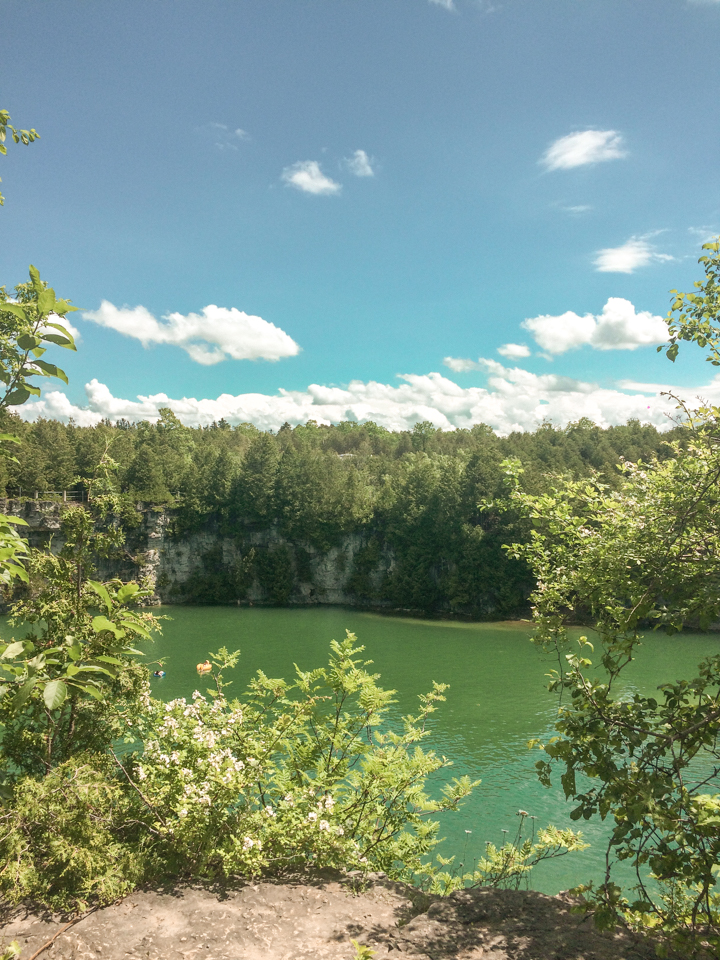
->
[1,500,395,609]
[0,876,666,960]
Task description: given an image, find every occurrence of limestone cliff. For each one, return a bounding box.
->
[2,500,396,609]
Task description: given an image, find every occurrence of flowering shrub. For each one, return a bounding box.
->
[0,634,475,908]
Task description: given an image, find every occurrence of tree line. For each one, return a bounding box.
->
[0,409,679,617]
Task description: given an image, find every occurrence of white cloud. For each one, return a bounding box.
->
[563,205,592,214]
[429,0,455,9]
[541,130,626,171]
[281,161,341,195]
[443,357,480,372]
[82,302,300,365]
[497,343,531,359]
[200,122,249,150]
[346,149,374,177]
[21,361,698,436]
[522,298,669,354]
[593,237,673,273]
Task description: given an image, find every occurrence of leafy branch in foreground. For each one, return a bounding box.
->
[0,265,77,408]
[503,415,720,955]
[0,108,39,206]
[663,237,720,365]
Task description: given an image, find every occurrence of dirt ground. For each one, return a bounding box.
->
[1,874,667,960]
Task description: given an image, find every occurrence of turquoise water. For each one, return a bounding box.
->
[139,606,720,894]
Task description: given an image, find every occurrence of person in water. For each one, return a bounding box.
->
[196,660,212,675]
[153,670,165,678]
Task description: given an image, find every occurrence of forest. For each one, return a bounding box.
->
[0,407,681,617]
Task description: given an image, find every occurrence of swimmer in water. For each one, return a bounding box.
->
[196,660,212,675]
[153,670,165,678]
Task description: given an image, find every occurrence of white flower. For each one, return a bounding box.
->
[264,806,275,817]
[335,826,344,836]
[136,766,146,781]
[324,795,335,810]
[179,808,188,818]
[283,794,294,806]
[307,811,318,822]
[319,819,330,831]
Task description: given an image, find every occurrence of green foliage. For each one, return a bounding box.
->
[0,107,40,206]
[663,238,720,365]
[0,504,157,784]
[350,941,376,960]
[0,266,79,601]
[420,811,586,896]
[0,266,77,408]
[253,545,294,604]
[0,633,478,910]
[504,410,720,953]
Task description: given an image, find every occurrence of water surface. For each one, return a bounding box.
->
[142,606,720,893]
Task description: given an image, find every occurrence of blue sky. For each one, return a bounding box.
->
[2,0,720,432]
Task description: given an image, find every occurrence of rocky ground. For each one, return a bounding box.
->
[1,874,669,960]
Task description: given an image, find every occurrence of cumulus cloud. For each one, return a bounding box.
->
[20,361,696,436]
[497,343,531,359]
[541,130,626,171]
[594,237,673,273]
[443,357,480,372]
[281,161,341,195]
[345,149,374,177]
[82,302,300,365]
[429,0,455,8]
[522,298,668,354]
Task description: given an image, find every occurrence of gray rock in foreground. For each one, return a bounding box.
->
[1,876,667,960]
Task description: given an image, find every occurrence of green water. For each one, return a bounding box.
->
[142,605,720,894]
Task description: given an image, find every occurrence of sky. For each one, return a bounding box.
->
[2,0,720,433]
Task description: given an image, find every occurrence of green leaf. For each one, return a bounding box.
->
[16,334,42,351]
[117,582,140,603]
[91,615,124,638]
[5,386,38,405]
[43,679,67,710]
[1,641,25,660]
[0,302,28,321]
[87,580,113,612]
[51,299,78,317]
[94,655,123,665]
[31,360,68,384]
[36,288,56,315]
[28,265,42,292]
[41,333,74,349]
[12,677,36,709]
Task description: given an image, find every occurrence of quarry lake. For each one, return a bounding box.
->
[142,605,720,895]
